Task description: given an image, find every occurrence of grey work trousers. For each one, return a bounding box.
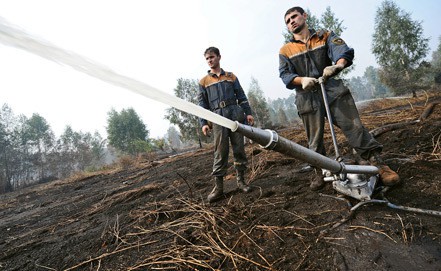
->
[212,123,247,177]
[296,88,382,160]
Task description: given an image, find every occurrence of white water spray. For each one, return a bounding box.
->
[0,17,237,131]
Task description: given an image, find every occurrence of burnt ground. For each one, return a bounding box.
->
[1,90,441,271]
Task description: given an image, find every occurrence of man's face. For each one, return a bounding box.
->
[205,52,220,69]
[285,10,307,34]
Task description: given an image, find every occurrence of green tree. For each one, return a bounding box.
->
[431,36,441,84]
[165,78,204,147]
[283,7,344,43]
[347,66,390,101]
[106,108,150,155]
[0,104,106,192]
[247,77,272,128]
[268,97,293,127]
[284,8,319,43]
[88,131,106,169]
[22,113,55,182]
[366,66,389,97]
[284,93,299,121]
[166,126,181,150]
[55,127,106,175]
[372,0,429,97]
[320,6,346,36]
[1,106,57,190]
[55,126,80,176]
[306,8,320,30]
[320,7,353,77]
[347,76,367,101]
[268,94,299,125]
[151,137,167,152]
[282,7,352,77]
[0,104,18,192]
[276,107,289,126]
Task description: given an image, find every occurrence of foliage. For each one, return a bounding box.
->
[282,7,352,77]
[319,7,346,36]
[283,7,345,43]
[431,36,441,84]
[268,94,299,126]
[247,78,272,128]
[106,107,151,155]
[0,104,20,192]
[164,78,205,147]
[276,107,289,126]
[347,76,370,101]
[364,66,389,97]
[22,114,54,179]
[0,104,106,193]
[54,127,106,176]
[150,137,167,152]
[166,126,182,150]
[305,8,320,31]
[347,66,392,101]
[372,0,429,96]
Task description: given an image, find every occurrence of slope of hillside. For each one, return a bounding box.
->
[1,90,441,271]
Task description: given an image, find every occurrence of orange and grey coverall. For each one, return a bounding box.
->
[279,29,382,160]
[198,69,253,176]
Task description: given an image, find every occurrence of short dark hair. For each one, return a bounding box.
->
[204,46,220,56]
[284,6,305,19]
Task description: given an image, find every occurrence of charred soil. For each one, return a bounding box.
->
[1,91,441,271]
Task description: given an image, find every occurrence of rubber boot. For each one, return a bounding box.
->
[236,170,251,193]
[310,169,325,191]
[207,176,224,203]
[369,153,400,186]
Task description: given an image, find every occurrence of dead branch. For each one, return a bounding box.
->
[432,132,441,159]
[419,101,440,121]
[176,172,193,198]
[369,99,439,137]
[294,245,311,271]
[64,240,159,271]
[347,225,396,243]
[370,120,419,137]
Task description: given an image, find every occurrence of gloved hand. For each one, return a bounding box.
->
[301,77,319,91]
[323,64,344,79]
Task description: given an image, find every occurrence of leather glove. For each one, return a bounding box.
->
[300,77,319,91]
[323,64,344,79]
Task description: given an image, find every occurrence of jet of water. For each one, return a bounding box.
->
[0,16,237,131]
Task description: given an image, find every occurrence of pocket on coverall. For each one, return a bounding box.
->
[295,91,317,115]
[232,105,246,123]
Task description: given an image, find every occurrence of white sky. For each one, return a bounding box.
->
[0,0,440,139]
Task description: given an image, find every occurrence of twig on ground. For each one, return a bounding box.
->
[177,172,193,198]
[294,245,311,271]
[35,264,57,271]
[347,225,396,243]
[65,240,159,271]
[397,214,408,244]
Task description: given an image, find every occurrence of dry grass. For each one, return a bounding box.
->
[64,196,285,270]
[431,132,441,160]
[118,155,138,170]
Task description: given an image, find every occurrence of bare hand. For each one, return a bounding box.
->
[202,125,211,136]
[246,115,254,126]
